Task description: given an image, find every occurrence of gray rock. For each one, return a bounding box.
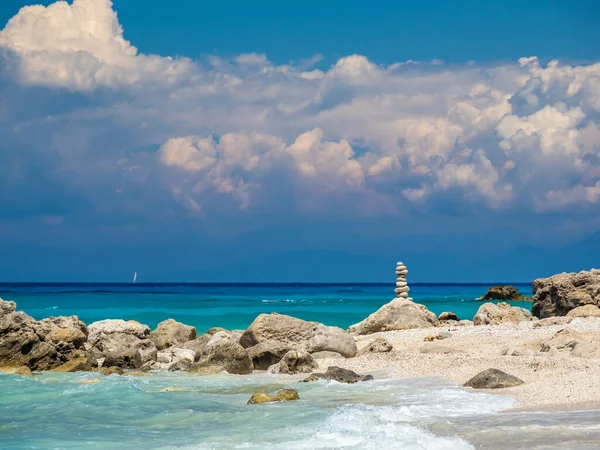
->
[532,269,600,318]
[305,324,357,357]
[349,298,439,335]
[267,350,318,374]
[183,334,212,360]
[464,368,524,389]
[150,319,196,351]
[302,366,374,383]
[88,319,157,369]
[357,337,393,356]
[190,339,253,375]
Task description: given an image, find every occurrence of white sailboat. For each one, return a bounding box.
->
[133,272,137,284]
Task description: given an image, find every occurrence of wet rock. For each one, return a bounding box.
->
[51,356,91,373]
[150,319,196,351]
[190,340,253,375]
[96,366,124,376]
[247,389,300,404]
[473,302,536,326]
[302,366,374,383]
[464,368,524,389]
[532,269,600,318]
[349,298,439,335]
[0,366,32,376]
[267,350,318,374]
[356,337,393,356]
[477,285,528,301]
[275,388,299,401]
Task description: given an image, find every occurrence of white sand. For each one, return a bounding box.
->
[317,317,600,411]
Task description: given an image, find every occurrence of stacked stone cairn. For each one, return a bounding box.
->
[395,261,410,299]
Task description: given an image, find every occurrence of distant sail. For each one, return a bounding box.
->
[133,272,137,283]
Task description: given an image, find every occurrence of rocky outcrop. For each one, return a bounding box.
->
[464,368,524,389]
[247,389,300,404]
[302,366,374,383]
[477,285,528,301]
[150,319,196,350]
[473,302,536,326]
[190,339,253,375]
[532,269,600,318]
[239,313,357,357]
[151,347,196,371]
[246,340,289,370]
[87,319,157,369]
[183,334,212,359]
[356,337,393,356]
[0,299,88,371]
[566,304,600,318]
[349,298,439,335]
[267,350,318,374]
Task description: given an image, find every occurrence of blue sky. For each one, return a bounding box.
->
[0,0,599,282]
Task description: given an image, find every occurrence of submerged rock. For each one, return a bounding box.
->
[0,366,32,376]
[150,319,196,351]
[302,366,373,383]
[473,302,535,326]
[464,369,524,389]
[349,298,439,335]
[532,269,600,318]
[267,350,318,374]
[477,285,528,301]
[247,389,300,404]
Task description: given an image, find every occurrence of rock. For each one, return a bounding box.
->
[246,340,290,370]
[150,319,196,351]
[310,351,345,360]
[190,339,253,375]
[0,366,32,376]
[438,312,460,322]
[532,269,600,318]
[349,298,439,335]
[356,337,393,356]
[247,389,300,404]
[267,350,318,374]
[97,366,124,376]
[533,317,573,328]
[540,329,598,358]
[153,347,196,370]
[473,302,536,326]
[464,369,524,389]
[305,324,357,357]
[183,334,212,359]
[477,285,528,301]
[394,287,410,294]
[302,366,373,383]
[240,313,356,357]
[0,298,16,316]
[566,304,600,318]
[51,356,91,373]
[87,320,157,369]
[396,292,410,299]
[424,332,451,342]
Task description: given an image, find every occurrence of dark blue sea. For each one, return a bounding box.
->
[0,282,533,332]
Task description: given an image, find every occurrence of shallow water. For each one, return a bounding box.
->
[1,372,598,449]
[0,283,533,332]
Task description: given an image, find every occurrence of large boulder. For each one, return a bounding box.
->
[532,269,600,318]
[566,304,600,318]
[150,319,196,351]
[190,339,253,375]
[0,299,88,371]
[267,350,318,374]
[87,319,157,369]
[302,366,374,383]
[151,347,196,371]
[183,334,212,360]
[240,313,357,357]
[246,340,290,370]
[349,298,439,335]
[464,369,524,389]
[477,285,528,301]
[473,302,536,326]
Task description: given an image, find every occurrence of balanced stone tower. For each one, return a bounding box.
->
[395,261,410,299]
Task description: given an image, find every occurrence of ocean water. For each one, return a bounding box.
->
[4,283,599,449]
[0,282,533,333]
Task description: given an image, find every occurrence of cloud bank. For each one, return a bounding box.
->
[1,0,600,227]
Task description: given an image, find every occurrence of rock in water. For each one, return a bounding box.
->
[302,366,374,383]
[87,320,157,369]
[349,298,439,335]
[477,285,528,301]
[267,350,318,374]
[150,319,196,351]
[247,389,300,404]
[532,268,600,318]
[247,392,277,404]
[473,302,536,326]
[464,369,524,389]
[190,339,253,375]
[356,337,393,356]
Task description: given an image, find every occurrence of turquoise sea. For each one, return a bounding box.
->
[3,282,599,449]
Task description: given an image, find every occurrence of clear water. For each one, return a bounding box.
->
[4,283,597,449]
[0,283,533,333]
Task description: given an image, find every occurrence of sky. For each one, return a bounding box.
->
[0,0,599,283]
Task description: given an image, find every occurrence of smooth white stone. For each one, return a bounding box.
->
[396,265,407,271]
[396,292,410,298]
[396,282,407,287]
[396,270,408,275]
[396,261,404,266]
[394,286,410,293]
